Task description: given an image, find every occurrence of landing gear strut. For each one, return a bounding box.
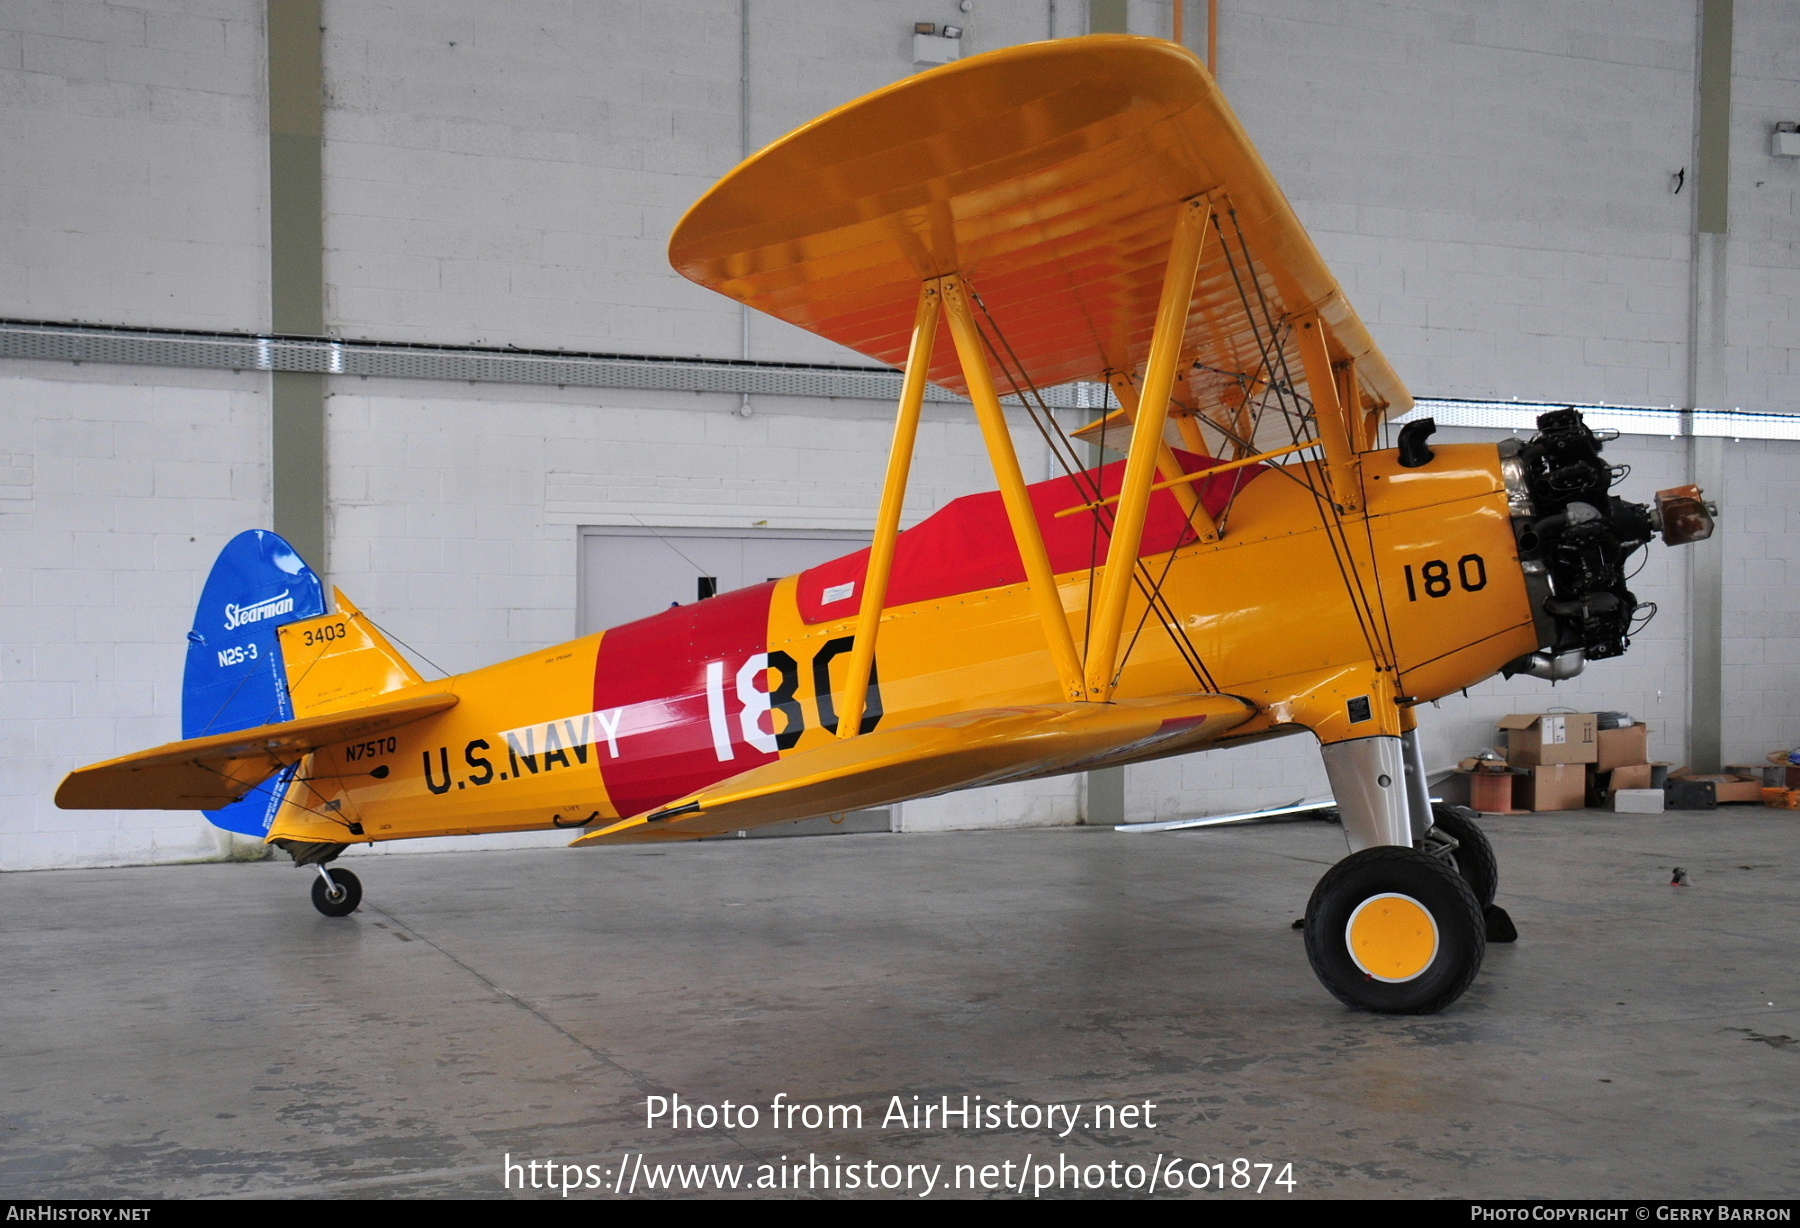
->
[1304,730,1512,1013]
[273,839,362,918]
[311,864,362,917]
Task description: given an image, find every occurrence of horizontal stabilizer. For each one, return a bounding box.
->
[56,691,458,811]
[571,694,1253,846]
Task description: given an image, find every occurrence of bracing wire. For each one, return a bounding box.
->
[196,756,353,829]
[968,288,1100,500]
[1115,537,1191,692]
[362,613,453,680]
[1215,207,1395,671]
[1081,387,1108,656]
[975,307,1218,694]
[627,512,712,576]
[969,296,1216,693]
[1235,232,1400,675]
[287,763,362,829]
[965,284,1218,693]
[1229,238,1406,675]
[197,666,261,739]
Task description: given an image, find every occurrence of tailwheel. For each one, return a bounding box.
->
[1304,846,1485,1014]
[311,865,362,917]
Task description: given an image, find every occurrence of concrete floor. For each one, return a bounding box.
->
[3,810,1797,1200]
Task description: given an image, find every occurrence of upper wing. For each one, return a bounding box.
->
[55,691,458,810]
[570,693,1253,845]
[668,34,1407,452]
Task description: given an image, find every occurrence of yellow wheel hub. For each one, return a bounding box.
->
[1345,893,1439,982]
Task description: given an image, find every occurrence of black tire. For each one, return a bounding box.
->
[1304,846,1485,1015]
[310,867,362,917]
[1427,803,1497,908]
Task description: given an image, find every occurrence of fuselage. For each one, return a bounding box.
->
[268,442,1538,846]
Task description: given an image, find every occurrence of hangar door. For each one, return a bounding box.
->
[578,527,871,636]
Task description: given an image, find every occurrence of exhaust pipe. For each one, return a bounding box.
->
[1507,649,1586,681]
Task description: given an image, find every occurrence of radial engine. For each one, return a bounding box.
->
[1501,409,1715,681]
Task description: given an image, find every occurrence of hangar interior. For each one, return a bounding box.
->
[5,0,1798,870]
[3,0,1799,1202]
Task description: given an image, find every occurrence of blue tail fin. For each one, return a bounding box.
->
[182,530,326,836]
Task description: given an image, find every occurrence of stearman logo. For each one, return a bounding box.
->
[224,590,294,630]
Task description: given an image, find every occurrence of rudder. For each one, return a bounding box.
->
[182,530,326,836]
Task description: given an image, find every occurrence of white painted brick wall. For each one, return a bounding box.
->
[1,0,1792,406]
[1225,2,1702,409]
[321,0,1049,367]
[1725,0,1800,414]
[0,0,268,330]
[310,0,1799,407]
[0,361,269,871]
[899,774,1081,833]
[1,3,1791,402]
[1721,434,1800,765]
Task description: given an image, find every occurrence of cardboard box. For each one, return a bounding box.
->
[1517,763,1587,812]
[1727,764,1782,788]
[1499,713,1598,766]
[1716,779,1764,804]
[1671,772,1762,804]
[1614,789,1665,814]
[1596,723,1650,772]
[1620,759,1670,788]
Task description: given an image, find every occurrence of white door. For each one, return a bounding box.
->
[577,527,871,635]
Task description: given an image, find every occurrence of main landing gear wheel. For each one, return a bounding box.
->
[1426,803,1497,908]
[1424,804,1517,943]
[311,866,362,917]
[1304,846,1485,1014]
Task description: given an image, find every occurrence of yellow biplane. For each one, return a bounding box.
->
[58,37,1714,1014]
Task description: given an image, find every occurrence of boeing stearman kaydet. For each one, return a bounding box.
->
[58,36,1716,1014]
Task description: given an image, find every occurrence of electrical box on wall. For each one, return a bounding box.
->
[1774,123,1800,157]
[913,24,961,65]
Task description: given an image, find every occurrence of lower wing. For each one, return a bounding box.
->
[571,693,1254,845]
